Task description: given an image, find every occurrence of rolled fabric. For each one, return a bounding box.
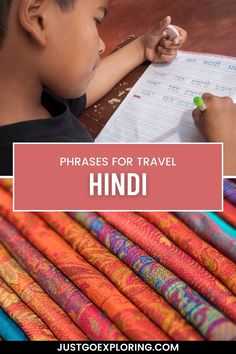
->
[0,217,126,341]
[71,212,236,341]
[175,212,236,263]
[40,212,202,341]
[0,276,56,341]
[0,179,12,192]
[0,190,177,340]
[0,308,28,341]
[205,213,236,239]
[0,190,176,341]
[224,180,236,205]
[139,212,236,296]
[99,212,236,323]
[218,200,236,229]
[0,243,87,341]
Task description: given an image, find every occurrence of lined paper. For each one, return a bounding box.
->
[96,51,236,142]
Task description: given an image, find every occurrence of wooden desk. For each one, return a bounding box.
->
[80,0,236,139]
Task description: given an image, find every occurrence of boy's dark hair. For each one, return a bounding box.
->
[0,0,75,47]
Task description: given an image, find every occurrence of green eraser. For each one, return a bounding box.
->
[193,96,204,107]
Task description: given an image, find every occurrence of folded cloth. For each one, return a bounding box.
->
[139,212,236,296]
[0,216,126,341]
[0,243,87,341]
[224,179,236,205]
[175,212,236,263]
[71,212,236,341]
[40,212,202,341]
[99,212,236,323]
[0,308,28,341]
[0,276,56,340]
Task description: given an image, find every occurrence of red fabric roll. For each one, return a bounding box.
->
[139,212,236,296]
[218,199,236,228]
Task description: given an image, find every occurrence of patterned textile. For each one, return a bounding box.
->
[175,212,236,263]
[0,179,12,192]
[0,189,169,341]
[0,276,56,340]
[0,243,87,341]
[0,308,28,341]
[139,212,236,296]
[40,212,202,341]
[218,200,236,228]
[0,217,125,341]
[98,212,236,323]
[71,212,236,341]
[205,212,236,238]
[0,180,235,342]
[224,179,236,205]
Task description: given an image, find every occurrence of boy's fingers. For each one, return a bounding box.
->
[175,27,188,43]
[192,108,202,128]
[161,39,181,49]
[202,92,215,101]
[162,28,187,48]
[157,46,176,55]
[162,31,168,39]
[158,53,177,63]
[202,93,233,106]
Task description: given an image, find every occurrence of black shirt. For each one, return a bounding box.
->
[0,90,93,176]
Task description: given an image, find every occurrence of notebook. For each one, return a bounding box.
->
[96,51,236,143]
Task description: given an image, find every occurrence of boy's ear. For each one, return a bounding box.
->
[17,0,49,47]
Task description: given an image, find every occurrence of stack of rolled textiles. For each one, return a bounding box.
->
[0,179,235,341]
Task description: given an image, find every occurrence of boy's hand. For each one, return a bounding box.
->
[192,93,236,175]
[141,16,187,63]
[192,93,236,142]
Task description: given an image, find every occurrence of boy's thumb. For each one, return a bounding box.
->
[153,16,171,36]
[158,16,171,34]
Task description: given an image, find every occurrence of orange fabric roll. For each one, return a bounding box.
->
[0,276,56,340]
[0,244,88,341]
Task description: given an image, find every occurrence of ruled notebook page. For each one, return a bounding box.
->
[96,51,236,142]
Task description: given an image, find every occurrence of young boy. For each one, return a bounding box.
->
[0,0,187,176]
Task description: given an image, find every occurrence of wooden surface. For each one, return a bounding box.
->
[80,0,236,139]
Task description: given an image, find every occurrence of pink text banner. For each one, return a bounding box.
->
[13,143,223,211]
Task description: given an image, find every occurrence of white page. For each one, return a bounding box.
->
[96,51,236,142]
